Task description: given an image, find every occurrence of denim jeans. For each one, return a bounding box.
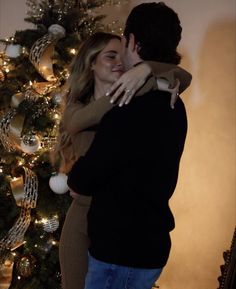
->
[84,254,162,289]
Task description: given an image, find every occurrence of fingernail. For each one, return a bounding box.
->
[110,99,114,103]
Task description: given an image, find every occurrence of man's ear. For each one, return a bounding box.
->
[128,33,137,52]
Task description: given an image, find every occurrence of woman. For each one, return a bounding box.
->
[56,32,191,289]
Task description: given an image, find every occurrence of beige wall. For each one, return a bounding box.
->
[0,0,235,288]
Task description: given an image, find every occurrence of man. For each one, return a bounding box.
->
[67,2,189,289]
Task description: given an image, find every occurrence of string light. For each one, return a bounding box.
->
[70,48,77,55]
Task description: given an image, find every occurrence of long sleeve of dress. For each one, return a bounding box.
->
[145,61,192,93]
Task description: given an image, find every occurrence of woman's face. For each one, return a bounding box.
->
[92,38,124,86]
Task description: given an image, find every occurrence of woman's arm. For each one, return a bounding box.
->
[63,62,192,135]
[62,95,113,135]
[145,61,192,93]
[108,61,192,106]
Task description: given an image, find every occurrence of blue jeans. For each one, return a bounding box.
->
[84,254,162,289]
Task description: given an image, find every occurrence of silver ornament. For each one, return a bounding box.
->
[42,217,59,233]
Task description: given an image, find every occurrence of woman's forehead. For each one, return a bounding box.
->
[102,38,121,53]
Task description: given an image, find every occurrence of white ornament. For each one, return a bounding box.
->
[49,173,69,194]
[42,217,59,233]
[20,135,41,154]
[48,24,66,38]
[5,44,22,58]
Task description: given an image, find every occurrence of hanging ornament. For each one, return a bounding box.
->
[50,88,63,105]
[42,216,59,233]
[49,173,69,194]
[20,134,41,154]
[29,24,66,82]
[16,255,36,277]
[5,44,22,58]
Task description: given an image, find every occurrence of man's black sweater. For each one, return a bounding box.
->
[67,90,187,268]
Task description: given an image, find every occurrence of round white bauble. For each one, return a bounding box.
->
[49,173,69,194]
[48,24,66,38]
[20,134,41,154]
[5,44,22,58]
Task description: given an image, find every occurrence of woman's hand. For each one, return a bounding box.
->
[157,78,180,109]
[106,63,152,107]
[106,62,180,108]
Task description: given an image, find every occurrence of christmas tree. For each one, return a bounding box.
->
[0,1,124,288]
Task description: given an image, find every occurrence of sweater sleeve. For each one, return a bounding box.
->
[62,95,114,135]
[144,61,192,93]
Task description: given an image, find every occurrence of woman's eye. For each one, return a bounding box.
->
[106,54,116,59]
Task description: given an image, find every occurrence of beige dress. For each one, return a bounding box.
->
[58,61,192,289]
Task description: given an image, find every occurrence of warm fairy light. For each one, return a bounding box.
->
[52,240,56,245]
[12,252,16,256]
[5,67,10,73]
[17,276,21,280]
[54,113,60,120]
[29,80,33,86]
[34,244,38,247]
[0,168,3,173]
[41,218,48,224]
[70,48,77,55]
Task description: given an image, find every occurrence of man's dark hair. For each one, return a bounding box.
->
[124,2,182,64]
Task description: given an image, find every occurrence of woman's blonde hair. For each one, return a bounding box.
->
[52,32,121,172]
[65,32,121,105]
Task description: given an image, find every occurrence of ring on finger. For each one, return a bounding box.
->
[125,89,133,96]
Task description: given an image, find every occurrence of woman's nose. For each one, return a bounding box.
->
[116,62,123,69]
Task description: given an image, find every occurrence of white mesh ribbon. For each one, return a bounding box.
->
[0,167,38,263]
[29,24,66,81]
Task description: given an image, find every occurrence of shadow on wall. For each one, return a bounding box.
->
[192,19,235,288]
[157,20,236,289]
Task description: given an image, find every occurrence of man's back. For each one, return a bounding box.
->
[68,90,187,268]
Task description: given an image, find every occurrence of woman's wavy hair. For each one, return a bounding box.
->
[64,32,121,105]
[51,32,121,171]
